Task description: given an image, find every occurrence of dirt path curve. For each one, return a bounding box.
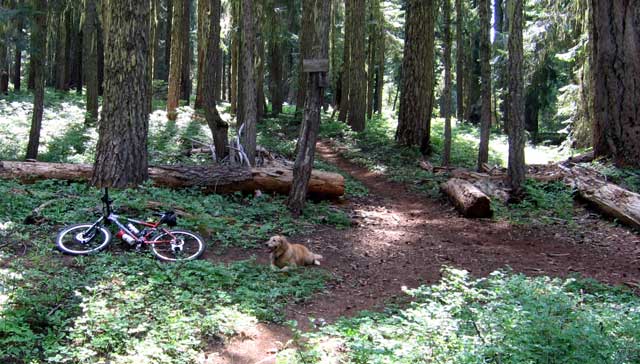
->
[207,140,640,364]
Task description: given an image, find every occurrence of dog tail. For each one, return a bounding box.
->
[313,254,323,265]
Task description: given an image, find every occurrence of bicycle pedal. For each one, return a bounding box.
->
[134,244,142,252]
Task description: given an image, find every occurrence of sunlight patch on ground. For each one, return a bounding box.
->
[489,133,572,166]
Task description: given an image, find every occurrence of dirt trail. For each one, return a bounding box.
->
[206,141,640,364]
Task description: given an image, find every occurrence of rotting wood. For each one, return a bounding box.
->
[0,161,345,199]
[574,177,640,230]
[441,178,492,218]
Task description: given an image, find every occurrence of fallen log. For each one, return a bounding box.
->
[441,178,493,218]
[0,161,345,199]
[574,177,640,230]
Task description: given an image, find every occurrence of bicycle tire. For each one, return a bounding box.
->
[56,223,112,255]
[150,230,206,261]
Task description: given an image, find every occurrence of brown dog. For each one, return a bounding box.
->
[266,235,323,271]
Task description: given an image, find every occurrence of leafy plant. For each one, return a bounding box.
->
[1,255,327,364]
[493,179,576,225]
[286,268,640,364]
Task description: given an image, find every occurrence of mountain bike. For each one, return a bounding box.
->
[55,188,205,261]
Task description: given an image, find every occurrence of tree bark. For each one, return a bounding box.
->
[229,0,239,114]
[0,161,345,199]
[288,0,331,216]
[396,0,436,155]
[202,0,228,161]
[507,0,526,192]
[575,177,640,231]
[295,0,312,116]
[84,0,99,123]
[54,7,67,90]
[180,0,192,102]
[477,0,492,170]
[455,0,464,121]
[256,11,266,122]
[195,0,207,109]
[91,0,150,188]
[12,13,23,91]
[441,178,492,218]
[148,0,159,114]
[347,0,366,132]
[267,0,285,115]
[338,0,351,123]
[25,0,47,160]
[239,0,257,166]
[442,0,453,166]
[164,0,173,82]
[375,7,385,115]
[167,0,184,120]
[591,0,640,167]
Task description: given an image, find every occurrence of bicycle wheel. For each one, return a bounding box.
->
[56,223,112,255]
[150,230,205,261]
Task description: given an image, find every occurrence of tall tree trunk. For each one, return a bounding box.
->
[396,0,436,155]
[92,0,150,188]
[347,0,366,132]
[477,0,492,170]
[295,0,312,116]
[54,8,67,90]
[63,9,74,92]
[255,1,266,122]
[73,22,83,94]
[12,13,23,91]
[0,7,6,79]
[97,19,104,96]
[455,0,466,120]
[148,0,159,113]
[167,0,184,120]
[180,0,192,102]
[288,0,330,216]
[366,0,376,120]
[591,0,640,167]
[329,0,339,108]
[214,32,222,101]
[203,0,228,160]
[268,0,285,115]
[239,0,257,166]
[338,0,351,122]
[222,49,228,101]
[164,0,173,82]
[507,0,525,191]
[25,0,47,160]
[442,0,453,166]
[256,33,266,121]
[195,0,207,109]
[375,7,385,114]
[229,0,239,114]
[84,0,99,123]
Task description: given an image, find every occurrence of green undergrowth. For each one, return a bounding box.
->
[314,115,587,225]
[0,253,327,363]
[589,161,640,194]
[493,179,577,226]
[0,179,350,249]
[317,115,504,198]
[279,268,640,364]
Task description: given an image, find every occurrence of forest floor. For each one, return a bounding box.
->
[203,140,640,364]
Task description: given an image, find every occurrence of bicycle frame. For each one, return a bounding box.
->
[87,188,179,247]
